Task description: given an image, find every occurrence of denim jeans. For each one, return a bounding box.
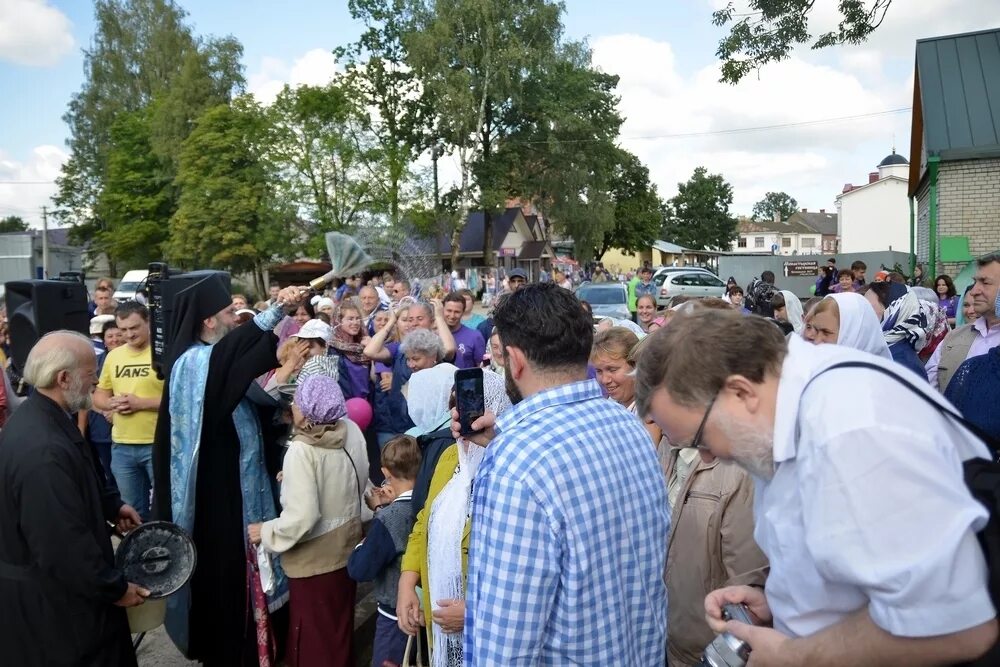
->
[111,443,155,521]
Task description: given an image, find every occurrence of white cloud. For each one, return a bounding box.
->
[247,48,341,105]
[0,145,67,227]
[592,33,905,214]
[0,0,74,67]
[591,0,998,218]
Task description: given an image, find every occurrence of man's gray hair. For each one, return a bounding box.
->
[23,330,92,389]
[400,328,444,361]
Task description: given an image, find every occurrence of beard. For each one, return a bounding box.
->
[504,369,524,405]
[715,413,775,481]
[66,372,94,413]
[205,319,233,344]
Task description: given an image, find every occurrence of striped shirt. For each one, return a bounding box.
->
[465,379,669,665]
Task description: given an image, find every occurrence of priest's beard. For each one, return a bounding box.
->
[504,369,523,405]
[204,320,233,345]
[65,372,94,413]
[715,413,775,481]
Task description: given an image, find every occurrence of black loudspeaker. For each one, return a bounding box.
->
[5,280,90,375]
[148,266,231,379]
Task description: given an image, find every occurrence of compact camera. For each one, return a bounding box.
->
[697,603,759,667]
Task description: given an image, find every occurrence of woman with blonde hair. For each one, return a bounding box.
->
[590,327,663,446]
[636,293,658,333]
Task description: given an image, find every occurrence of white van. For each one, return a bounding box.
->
[113,270,149,303]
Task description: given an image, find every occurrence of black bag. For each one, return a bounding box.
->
[811,361,1000,664]
[745,278,776,318]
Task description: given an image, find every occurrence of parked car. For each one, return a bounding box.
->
[113,269,149,303]
[650,265,714,283]
[576,282,631,321]
[653,270,726,306]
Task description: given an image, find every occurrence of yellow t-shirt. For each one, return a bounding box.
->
[97,344,164,444]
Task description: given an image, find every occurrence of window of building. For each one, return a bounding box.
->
[754,237,765,248]
[781,237,792,248]
[737,237,747,248]
[802,237,816,248]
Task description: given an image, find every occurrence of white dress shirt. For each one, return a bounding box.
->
[757,336,994,639]
[925,317,1000,387]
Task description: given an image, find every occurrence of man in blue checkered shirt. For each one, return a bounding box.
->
[457,283,669,665]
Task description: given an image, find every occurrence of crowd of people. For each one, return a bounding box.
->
[1,254,999,667]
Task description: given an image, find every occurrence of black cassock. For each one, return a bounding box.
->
[0,392,135,667]
[153,319,287,666]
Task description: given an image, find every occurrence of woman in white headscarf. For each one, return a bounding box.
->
[803,293,891,359]
[772,290,804,335]
[396,370,513,666]
[405,363,460,437]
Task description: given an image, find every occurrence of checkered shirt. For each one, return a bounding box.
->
[464,379,669,666]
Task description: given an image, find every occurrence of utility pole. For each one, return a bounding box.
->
[41,205,49,279]
[431,144,443,214]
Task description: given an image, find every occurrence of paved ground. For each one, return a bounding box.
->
[136,582,376,666]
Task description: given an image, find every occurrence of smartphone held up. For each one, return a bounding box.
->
[455,368,486,436]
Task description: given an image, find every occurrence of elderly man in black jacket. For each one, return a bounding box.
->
[0,330,148,667]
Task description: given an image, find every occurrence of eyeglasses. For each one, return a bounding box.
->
[685,393,718,451]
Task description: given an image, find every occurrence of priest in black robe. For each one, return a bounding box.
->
[153,276,306,665]
[0,331,148,667]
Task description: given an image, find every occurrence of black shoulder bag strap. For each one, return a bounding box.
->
[809,360,1000,660]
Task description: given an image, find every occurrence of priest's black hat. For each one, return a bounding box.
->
[164,272,232,375]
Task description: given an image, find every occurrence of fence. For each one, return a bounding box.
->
[718,251,913,298]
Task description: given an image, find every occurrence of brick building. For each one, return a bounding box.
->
[909,28,1000,278]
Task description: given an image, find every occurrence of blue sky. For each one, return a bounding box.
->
[2,0,998,228]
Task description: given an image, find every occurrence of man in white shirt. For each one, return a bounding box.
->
[926,253,1000,391]
[635,309,998,666]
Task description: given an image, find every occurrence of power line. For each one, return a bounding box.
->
[0,106,913,179]
[621,107,912,141]
[512,107,912,145]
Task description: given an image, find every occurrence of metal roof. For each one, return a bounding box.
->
[878,151,909,167]
[914,28,1000,166]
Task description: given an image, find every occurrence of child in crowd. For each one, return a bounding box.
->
[348,435,421,667]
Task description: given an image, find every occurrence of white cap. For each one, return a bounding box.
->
[90,314,115,335]
[295,319,332,342]
[310,295,323,306]
[316,297,334,310]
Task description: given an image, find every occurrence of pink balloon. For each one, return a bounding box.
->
[344,397,373,431]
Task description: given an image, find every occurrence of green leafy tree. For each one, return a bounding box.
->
[95,110,173,269]
[485,42,624,264]
[54,0,244,262]
[169,98,294,297]
[404,0,564,267]
[714,0,893,83]
[0,216,29,233]
[662,167,737,251]
[594,150,664,261]
[266,83,378,255]
[752,191,799,222]
[338,0,432,228]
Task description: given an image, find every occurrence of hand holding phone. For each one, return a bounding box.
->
[454,368,485,437]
